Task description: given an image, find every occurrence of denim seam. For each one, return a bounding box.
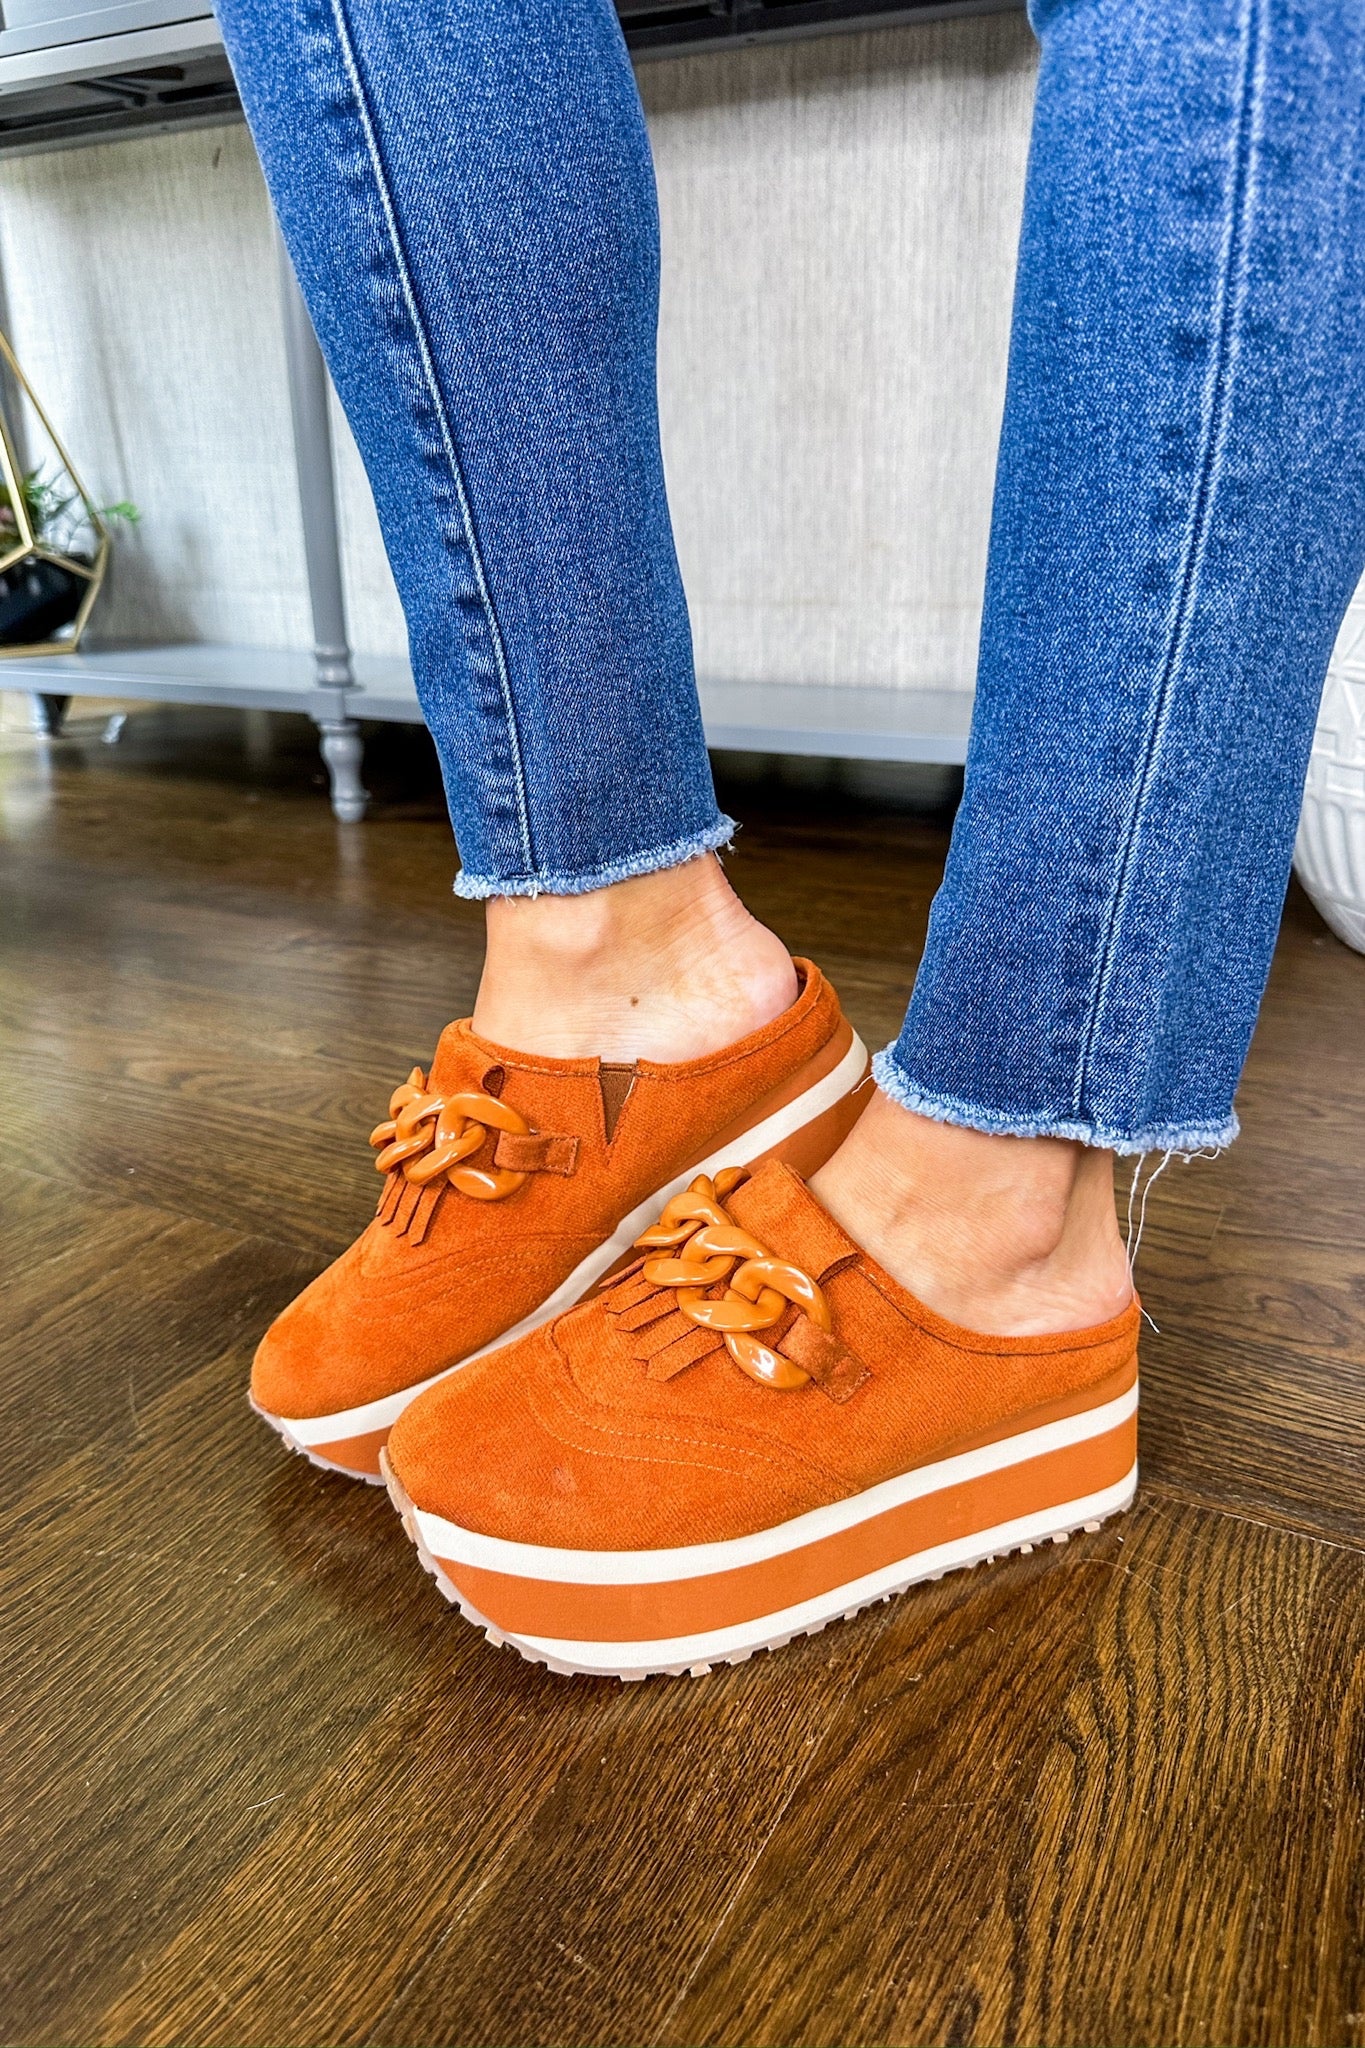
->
[873,1048,1239,1158]
[453,813,737,900]
[1071,0,1264,1121]
[325,0,536,879]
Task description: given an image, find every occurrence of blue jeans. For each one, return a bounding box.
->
[217,0,1365,1154]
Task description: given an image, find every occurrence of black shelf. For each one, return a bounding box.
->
[619,0,1015,54]
[0,51,234,151]
[0,0,1019,153]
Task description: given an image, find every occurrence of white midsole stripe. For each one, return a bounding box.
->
[418,1380,1139,1585]
[281,1032,868,1447]
[504,1468,1139,1671]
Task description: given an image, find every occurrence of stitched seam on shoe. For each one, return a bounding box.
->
[534,1390,817,1482]
[631,983,827,1082]
[640,1019,822,1084]
[855,1265,1139,1358]
[538,1325,840,1484]
[360,1233,602,1272]
[484,1017,826,1084]
[534,1371,829,1482]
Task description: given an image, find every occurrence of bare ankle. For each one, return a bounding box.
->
[471,854,798,1063]
[810,1091,1133,1337]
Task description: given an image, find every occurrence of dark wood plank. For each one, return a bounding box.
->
[2,705,1363,2048]
[1140,1325,1365,1550]
[0,1352,447,2046]
[0,1157,319,1492]
[93,1598,884,2048]
[1112,882,1365,1549]
[0,1156,133,1277]
[0,1036,386,1257]
[380,1529,1108,2048]
[0,867,475,1254]
[665,1499,1346,2048]
[1251,1539,1365,2046]
[367,1617,885,2048]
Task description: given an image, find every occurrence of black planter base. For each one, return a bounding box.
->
[0,555,86,647]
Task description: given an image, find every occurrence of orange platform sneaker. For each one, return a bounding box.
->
[382,1158,1140,1679]
[250,962,869,1481]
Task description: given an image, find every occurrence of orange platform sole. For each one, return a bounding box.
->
[385,1370,1138,1680]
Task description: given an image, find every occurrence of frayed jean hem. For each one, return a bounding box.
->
[452,815,737,900]
[871,1049,1239,1157]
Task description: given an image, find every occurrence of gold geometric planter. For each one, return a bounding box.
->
[0,326,108,659]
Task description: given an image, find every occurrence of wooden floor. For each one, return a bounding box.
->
[2,702,1363,2048]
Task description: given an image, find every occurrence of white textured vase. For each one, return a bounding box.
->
[1295,595,1365,955]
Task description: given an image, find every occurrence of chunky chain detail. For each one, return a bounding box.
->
[632,1170,831,1391]
[370,1067,530,1203]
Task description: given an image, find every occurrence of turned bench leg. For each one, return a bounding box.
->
[316,716,369,822]
[30,692,70,735]
[278,227,371,824]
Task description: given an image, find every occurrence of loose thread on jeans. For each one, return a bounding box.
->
[1125,1150,1174,1334]
[1130,1151,1172,1272]
[1125,1154,1143,1261]
[1125,1144,1222,1334]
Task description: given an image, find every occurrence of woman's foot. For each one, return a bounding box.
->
[472,853,798,1064]
[810,1089,1134,1338]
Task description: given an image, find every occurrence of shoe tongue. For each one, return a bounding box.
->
[725,1160,861,1279]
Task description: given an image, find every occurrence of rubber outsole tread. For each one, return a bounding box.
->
[380,1453,1132,1683]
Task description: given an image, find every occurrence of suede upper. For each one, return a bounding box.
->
[252,962,858,1420]
[385,1161,1142,1550]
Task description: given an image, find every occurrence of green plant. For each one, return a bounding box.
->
[0,464,139,547]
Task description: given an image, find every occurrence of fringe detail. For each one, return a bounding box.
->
[375,1171,445,1242]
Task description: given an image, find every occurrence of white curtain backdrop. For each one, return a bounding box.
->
[0,10,1037,695]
